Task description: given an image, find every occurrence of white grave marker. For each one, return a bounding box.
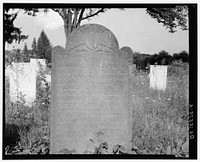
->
[150,65,168,91]
[7,63,36,106]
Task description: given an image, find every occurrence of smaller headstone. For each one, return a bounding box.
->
[7,63,36,106]
[150,65,168,91]
[120,46,134,65]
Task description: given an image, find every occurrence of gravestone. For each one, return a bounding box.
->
[51,24,132,154]
[6,63,36,106]
[150,65,168,91]
[120,46,134,65]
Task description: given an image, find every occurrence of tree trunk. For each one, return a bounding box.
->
[60,8,106,48]
[64,22,70,48]
[64,20,81,49]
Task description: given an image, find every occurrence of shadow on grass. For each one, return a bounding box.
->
[4,123,20,148]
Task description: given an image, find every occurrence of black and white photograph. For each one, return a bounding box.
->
[2,1,197,160]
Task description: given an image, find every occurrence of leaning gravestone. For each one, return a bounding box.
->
[51,24,132,154]
[6,63,36,106]
[120,46,134,65]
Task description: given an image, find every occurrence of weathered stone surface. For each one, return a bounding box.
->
[120,46,134,65]
[50,24,131,154]
[150,65,168,91]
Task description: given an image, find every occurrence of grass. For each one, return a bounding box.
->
[129,61,189,156]
[4,61,189,156]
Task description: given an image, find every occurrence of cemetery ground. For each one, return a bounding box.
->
[4,61,189,156]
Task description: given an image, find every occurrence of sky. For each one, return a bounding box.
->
[6,8,189,55]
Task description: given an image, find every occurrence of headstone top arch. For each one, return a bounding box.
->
[66,24,119,52]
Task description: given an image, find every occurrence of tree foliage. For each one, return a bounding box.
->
[178,51,189,62]
[23,43,28,55]
[146,6,188,33]
[134,54,150,70]
[11,48,22,63]
[31,37,37,57]
[4,8,28,44]
[173,51,189,62]
[22,43,30,62]
[37,30,52,63]
[133,50,189,71]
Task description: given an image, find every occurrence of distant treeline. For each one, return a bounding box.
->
[5,48,189,71]
[133,50,189,70]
